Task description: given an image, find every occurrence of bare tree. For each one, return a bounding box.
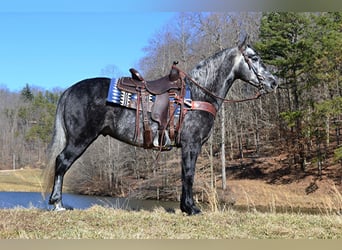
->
[100,64,122,78]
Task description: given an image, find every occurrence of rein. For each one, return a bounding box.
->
[155,60,267,151]
[173,65,263,104]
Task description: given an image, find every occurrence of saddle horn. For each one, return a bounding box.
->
[170,61,180,81]
[129,68,145,81]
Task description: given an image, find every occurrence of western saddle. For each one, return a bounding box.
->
[117,62,186,150]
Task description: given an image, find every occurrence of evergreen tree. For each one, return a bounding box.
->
[255,12,342,172]
[255,12,312,170]
[305,13,342,150]
[310,12,342,97]
[20,84,34,102]
[26,91,58,143]
[17,87,60,164]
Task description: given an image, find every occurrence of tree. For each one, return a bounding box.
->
[255,12,312,170]
[25,91,59,143]
[100,64,122,78]
[255,12,342,174]
[310,12,342,98]
[308,13,342,146]
[0,88,21,169]
[21,84,34,102]
[17,86,60,165]
[221,103,226,190]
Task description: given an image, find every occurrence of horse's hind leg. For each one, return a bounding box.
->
[49,141,94,210]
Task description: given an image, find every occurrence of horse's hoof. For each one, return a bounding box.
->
[53,203,66,211]
[53,206,66,211]
[51,202,72,211]
[190,207,202,216]
[181,205,202,216]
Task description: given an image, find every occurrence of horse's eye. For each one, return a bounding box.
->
[251,56,258,62]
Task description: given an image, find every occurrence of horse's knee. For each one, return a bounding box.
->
[184,169,194,180]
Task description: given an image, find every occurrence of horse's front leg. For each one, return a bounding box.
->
[180,143,202,215]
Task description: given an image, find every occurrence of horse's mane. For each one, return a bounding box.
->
[188,47,239,101]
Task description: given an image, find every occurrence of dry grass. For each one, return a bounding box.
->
[224,178,342,214]
[0,206,341,239]
[0,168,43,192]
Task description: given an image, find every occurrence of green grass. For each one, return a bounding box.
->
[0,206,341,239]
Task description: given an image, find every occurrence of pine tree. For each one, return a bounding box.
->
[255,12,312,171]
[310,12,342,97]
[20,84,34,102]
[255,12,342,172]
[26,90,59,144]
[17,88,60,164]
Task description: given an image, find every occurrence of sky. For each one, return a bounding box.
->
[0,1,176,92]
[1,1,340,92]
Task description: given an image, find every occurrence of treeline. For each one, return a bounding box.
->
[139,12,342,174]
[0,12,341,200]
[0,85,62,169]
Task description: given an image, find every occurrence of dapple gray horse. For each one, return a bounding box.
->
[44,37,277,215]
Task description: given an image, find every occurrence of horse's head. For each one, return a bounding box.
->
[236,36,277,93]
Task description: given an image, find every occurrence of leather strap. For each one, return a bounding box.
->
[169,101,175,141]
[141,88,153,148]
[172,65,263,104]
[134,91,141,142]
[190,101,217,118]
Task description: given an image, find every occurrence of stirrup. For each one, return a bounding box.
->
[153,130,171,148]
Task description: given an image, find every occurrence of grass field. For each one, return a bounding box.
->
[0,168,341,239]
[0,168,43,192]
[0,206,341,239]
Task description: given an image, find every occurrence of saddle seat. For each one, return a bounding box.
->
[124,67,182,95]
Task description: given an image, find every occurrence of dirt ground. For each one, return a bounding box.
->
[214,154,342,213]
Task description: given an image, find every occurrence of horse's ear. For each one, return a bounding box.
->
[238,34,248,51]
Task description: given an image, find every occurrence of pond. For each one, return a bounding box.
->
[1,192,335,215]
[0,191,179,211]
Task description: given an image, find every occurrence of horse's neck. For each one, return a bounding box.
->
[189,48,237,110]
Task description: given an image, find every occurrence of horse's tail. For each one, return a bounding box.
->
[42,91,68,198]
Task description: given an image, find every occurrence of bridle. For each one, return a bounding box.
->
[172,54,265,105]
[241,49,267,95]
